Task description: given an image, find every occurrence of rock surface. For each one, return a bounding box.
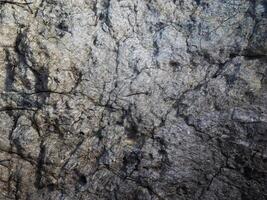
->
[0,0,266,199]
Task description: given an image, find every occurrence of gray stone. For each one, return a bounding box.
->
[0,0,266,199]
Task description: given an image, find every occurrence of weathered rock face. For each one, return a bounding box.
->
[0,0,266,199]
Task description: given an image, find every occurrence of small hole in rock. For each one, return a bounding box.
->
[78,174,87,186]
[47,184,55,192]
[79,131,85,135]
[169,61,180,67]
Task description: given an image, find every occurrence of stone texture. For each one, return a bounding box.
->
[0,0,266,199]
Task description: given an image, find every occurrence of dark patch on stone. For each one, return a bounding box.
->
[194,0,200,6]
[78,174,87,186]
[4,49,15,91]
[35,144,46,189]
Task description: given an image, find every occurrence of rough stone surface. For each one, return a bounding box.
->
[0,0,266,199]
